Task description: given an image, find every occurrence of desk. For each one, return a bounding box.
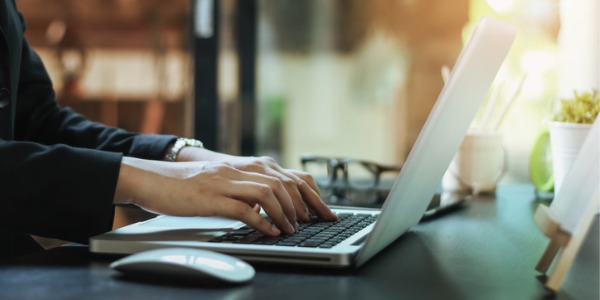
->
[1,185,598,300]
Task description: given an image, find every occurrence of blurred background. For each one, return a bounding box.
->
[17,0,598,185]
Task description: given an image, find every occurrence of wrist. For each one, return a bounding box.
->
[114,157,166,205]
[114,157,168,208]
[164,138,204,162]
[114,160,137,205]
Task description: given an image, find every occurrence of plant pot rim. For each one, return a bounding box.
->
[549,121,593,129]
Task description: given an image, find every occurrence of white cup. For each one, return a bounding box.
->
[442,129,506,195]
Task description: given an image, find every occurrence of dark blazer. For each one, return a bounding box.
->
[0,0,176,258]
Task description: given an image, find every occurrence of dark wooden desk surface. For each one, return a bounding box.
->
[1,185,598,300]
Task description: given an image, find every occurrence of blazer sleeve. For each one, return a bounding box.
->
[14,37,177,159]
[0,7,177,243]
[0,140,123,244]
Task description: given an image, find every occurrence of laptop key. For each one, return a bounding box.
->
[276,241,298,247]
[319,243,336,248]
[254,236,281,245]
[299,240,322,247]
[234,235,262,244]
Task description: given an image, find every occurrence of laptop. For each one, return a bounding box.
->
[90,17,516,268]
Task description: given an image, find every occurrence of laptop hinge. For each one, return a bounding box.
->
[352,235,368,246]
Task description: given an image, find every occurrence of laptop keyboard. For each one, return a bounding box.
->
[208,213,377,248]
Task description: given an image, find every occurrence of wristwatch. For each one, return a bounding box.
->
[163,138,204,161]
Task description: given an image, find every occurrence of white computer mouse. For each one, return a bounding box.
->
[110,248,255,284]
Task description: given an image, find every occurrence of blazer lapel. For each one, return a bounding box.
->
[0,0,19,139]
[0,0,8,51]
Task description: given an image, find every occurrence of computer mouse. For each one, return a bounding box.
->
[110,248,255,284]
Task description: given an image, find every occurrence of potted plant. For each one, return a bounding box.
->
[549,90,600,194]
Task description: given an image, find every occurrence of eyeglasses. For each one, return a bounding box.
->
[300,155,401,207]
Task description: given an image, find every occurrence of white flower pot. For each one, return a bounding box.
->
[549,121,592,195]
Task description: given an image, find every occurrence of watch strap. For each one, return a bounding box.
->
[163,138,204,161]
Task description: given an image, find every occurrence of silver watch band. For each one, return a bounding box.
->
[163,138,204,161]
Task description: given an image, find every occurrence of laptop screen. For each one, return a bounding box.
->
[356,17,516,266]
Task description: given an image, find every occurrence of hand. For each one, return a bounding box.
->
[176,147,338,223]
[114,155,336,236]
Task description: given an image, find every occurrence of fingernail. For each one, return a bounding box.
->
[271,224,281,235]
[287,222,296,234]
[294,222,299,231]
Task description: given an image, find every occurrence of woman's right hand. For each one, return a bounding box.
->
[114,157,303,236]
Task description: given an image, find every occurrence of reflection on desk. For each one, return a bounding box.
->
[0,185,597,300]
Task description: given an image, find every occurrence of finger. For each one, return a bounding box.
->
[212,198,281,236]
[282,170,338,221]
[236,158,306,214]
[259,161,334,222]
[227,180,296,235]
[226,170,298,232]
[208,164,297,231]
[246,157,312,222]
[252,167,310,222]
[250,174,298,229]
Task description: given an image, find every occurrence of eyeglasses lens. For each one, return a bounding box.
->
[345,161,379,204]
[303,160,333,198]
[346,161,376,189]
